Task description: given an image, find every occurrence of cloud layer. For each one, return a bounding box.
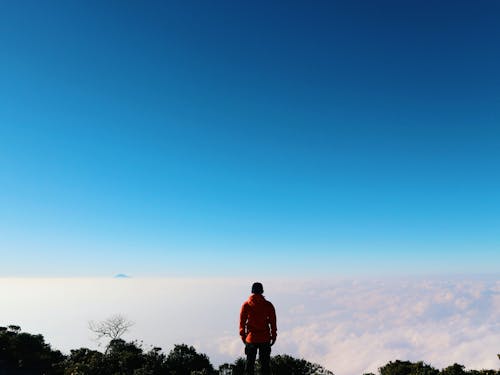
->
[278,277,500,374]
[1,276,498,375]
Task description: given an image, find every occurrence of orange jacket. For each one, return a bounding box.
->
[239,294,277,344]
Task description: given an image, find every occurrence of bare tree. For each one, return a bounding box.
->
[89,314,134,353]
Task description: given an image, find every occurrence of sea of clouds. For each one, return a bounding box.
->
[1,276,498,375]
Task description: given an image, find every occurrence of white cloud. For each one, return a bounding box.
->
[0,276,498,375]
[269,276,500,375]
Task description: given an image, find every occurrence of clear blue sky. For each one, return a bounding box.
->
[1,0,499,277]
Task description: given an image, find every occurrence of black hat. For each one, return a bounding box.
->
[251,282,264,294]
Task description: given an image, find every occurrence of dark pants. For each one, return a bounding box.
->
[245,342,271,375]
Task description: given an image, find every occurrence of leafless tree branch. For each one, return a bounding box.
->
[88,314,134,353]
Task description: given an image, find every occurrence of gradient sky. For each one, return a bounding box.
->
[1,0,499,276]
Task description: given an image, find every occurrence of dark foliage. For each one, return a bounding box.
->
[0,326,64,375]
[467,371,499,375]
[165,344,214,375]
[218,357,246,375]
[64,340,213,374]
[218,354,334,374]
[380,360,440,375]
[380,360,500,375]
[64,348,105,375]
[441,364,468,375]
[2,326,499,375]
[271,354,334,375]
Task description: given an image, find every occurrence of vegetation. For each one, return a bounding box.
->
[88,315,135,354]
[1,326,498,375]
[0,325,65,375]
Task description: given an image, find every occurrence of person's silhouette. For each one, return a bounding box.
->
[239,282,277,375]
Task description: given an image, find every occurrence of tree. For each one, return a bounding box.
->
[229,357,246,375]
[63,348,104,375]
[165,344,214,375]
[140,346,167,374]
[380,360,414,375]
[219,361,247,375]
[88,314,134,354]
[223,354,333,375]
[233,357,246,374]
[64,341,170,375]
[271,354,334,375]
[105,339,146,374]
[0,325,65,375]
[218,363,234,375]
[7,326,21,333]
[441,364,466,375]
[380,360,439,375]
[467,371,499,375]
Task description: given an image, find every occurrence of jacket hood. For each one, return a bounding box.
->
[248,294,266,306]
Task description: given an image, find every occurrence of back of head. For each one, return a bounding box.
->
[251,282,264,294]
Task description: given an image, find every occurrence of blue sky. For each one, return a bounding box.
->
[1,0,499,276]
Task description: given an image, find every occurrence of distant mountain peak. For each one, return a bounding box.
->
[114,274,131,278]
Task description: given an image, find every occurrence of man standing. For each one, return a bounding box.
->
[239,282,277,375]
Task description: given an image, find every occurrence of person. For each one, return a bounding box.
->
[239,282,277,375]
